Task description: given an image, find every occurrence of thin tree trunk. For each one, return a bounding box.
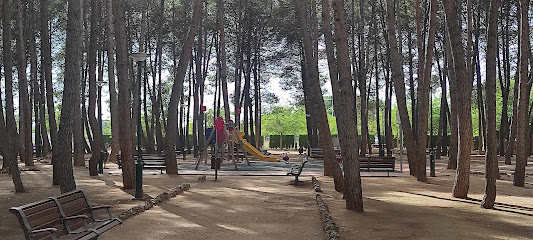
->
[513,0,530,187]
[435,45,446,159]
[506,75,519,165]
[217,0,230,121]
[358,0,368,156]
[88,0,102,176]
[372,0,381,149]
[30,0,42,160]
[498,3,511,156]
[14,0,33,166]
[445,29,458,170]
[2,0,25,192]
[163,0,204,175]
[474,11,486,155]
[387,0,418,182]
[293,0,344,193]
[42,0,59,184]
[414,0,437,182]
[106,0,120,163]
[482,0,499,209]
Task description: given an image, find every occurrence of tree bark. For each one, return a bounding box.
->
[498,2,511,156]
[482,0,499,209]
[113,0,135,189]
[41,0,59,184]
[30,0,42,160]
[329,0,364,212]
[505,75,519,165]
[14,0,34,166]
[445,30,458,170]
[88,0,102,176]
[513,0,530,187]
[358,0,368,156]
[163,0,204,175]
[372,0,381,149]
[56,0,83,193]
[414,0,437,182]
[217,0,230,122]
[1,0,25,192]
[293,0,344,192]
[443,0,473,199]
[106,0,120,164]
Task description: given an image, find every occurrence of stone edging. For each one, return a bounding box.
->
[312,178,339,240]
[312,176,322,192]
[118,175,207,221]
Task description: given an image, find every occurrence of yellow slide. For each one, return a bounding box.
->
[235,132,278,162]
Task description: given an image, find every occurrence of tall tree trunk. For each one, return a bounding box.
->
[443,0,474,199]
[358,0,368,156]
[293,0,344,193]
[41,0,59,184]
[30,0,42,160]
[387,0,418,182]
[372,0,381,148]
[253,40,261,148]
[513,0,530,187]
[498,3,511,156]
[56,0,83,193]
[445,29,458,170]
[113,0,135,189]
[14,0,33,166]
[39,52,50,158]
[1,0,25,192]
[327,0,364,211]
[414,0,437,182]
[435,45,447,159]
[106,0,120,163]
[505,75,519,165]
[474,10,486,155]
[163,0,204,175]
[217,0,230,122]
[482,0,499,209]
[88,0,102,176]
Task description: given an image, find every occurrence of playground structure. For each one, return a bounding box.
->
[195,118,279,170]
[235,131,278,162]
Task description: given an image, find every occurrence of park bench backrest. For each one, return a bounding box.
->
[54,190,96,230]
[10,198,69,240]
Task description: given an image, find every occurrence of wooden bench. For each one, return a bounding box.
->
[286,158,309,183]
[10,189,121,240]
[117,154,167,173]
[308,148,342,161]
[358,156,396,176]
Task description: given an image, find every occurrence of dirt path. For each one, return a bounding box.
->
[318,156,533,240]
[1,154,532,239]
[102,177,324,240]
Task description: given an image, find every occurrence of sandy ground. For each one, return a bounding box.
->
[0,153,532,239]
[319,156,533,240]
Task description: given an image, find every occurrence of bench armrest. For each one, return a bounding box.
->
[64,215,89,221]
[63,215,90,233]
[32,228,58,240]
[91,205,114,220]
[91,205,112,210]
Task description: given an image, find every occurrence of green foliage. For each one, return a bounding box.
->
[261,105,338,136]
[269,135,295,149]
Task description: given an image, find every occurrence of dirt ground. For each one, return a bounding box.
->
[0,153,532,239]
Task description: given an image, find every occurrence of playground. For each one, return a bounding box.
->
[2,151,532,239]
